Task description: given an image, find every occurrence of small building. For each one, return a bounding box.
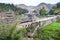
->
[5,10,14,23]
[0,12,6,19]
[0,10,14,24]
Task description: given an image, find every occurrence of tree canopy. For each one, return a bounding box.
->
[0,3,28,15]
[56,2,60,8]
[39,7,47,16]
[49,3,60,15]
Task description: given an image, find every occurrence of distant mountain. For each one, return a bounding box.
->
[56,2,60,8]
[27,6,36,9]
[16,3,57,14]
[47,4,53,10]
[35,3,57,13]
[47,4,56,10]
[34,3,50,13]
[16,4,36,10]
[16,3,48,10]
[16,4,28,9]
[16,3,53,11]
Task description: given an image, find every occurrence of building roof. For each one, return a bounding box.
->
[0,13,6,17]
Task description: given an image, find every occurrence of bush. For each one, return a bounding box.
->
[33,21,60,40]
[0,22,27,40]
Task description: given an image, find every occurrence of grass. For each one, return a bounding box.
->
[42,20,60,30]
[41,20,60,39]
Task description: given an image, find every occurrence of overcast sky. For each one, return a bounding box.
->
[0,0,60,6]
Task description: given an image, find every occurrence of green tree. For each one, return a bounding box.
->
[0,3,28,15]
[56,2,60,8]
[49,9,55,15]
[39,7,47,16]
[0,22,28,40]
[49,4,60,15]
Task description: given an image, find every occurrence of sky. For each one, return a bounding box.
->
[0,0,60,6]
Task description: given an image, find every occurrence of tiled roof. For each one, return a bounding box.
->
[0,13,6,17]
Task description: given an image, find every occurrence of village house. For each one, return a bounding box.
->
[0,10,14,23]
[0,12,6,19]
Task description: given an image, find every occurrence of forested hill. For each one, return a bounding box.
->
[0,3,28,15]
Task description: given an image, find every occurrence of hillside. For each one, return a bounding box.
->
[0,3,28,15]
[16,3,57,14]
